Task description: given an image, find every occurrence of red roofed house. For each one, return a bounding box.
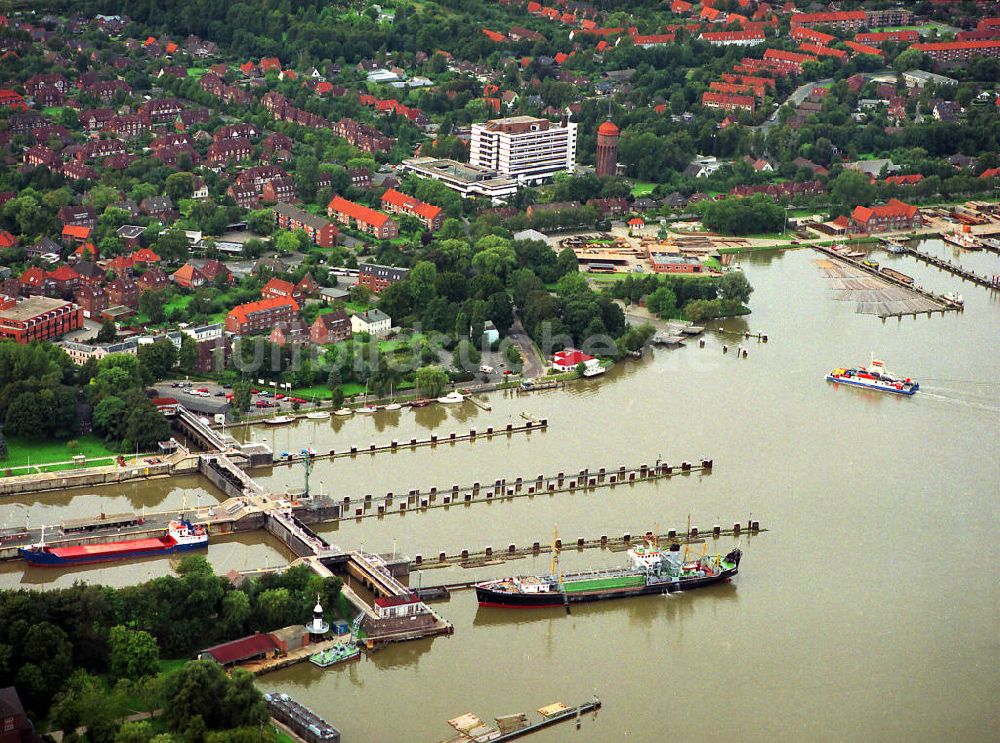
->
[225,296,299,335]
[0,230,15,249]
[551,348,599,373]
[978,167,1000,180]
[260,277,303,303]
[274,203,338,248]
[884,174,923,186]
[700,31,765,46]
[131,248,161,264]
[702,91,755,113]
[379,188,444,231]
[171,263,206,288]
[799,43,847,60]
[849,199,922,234]
[855,31,919,46]
[763,48,817,73]
[911,40,1000,68]
[790,11,866,30]
[844,40,883,58]
[327,196,398,239]
[62,224,92,244]
[260,57,282,73]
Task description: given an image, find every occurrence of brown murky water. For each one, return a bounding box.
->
[3,245,998,741]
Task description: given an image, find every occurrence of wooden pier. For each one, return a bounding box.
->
[411,520,760,575]
[270,419,547,465]
[903,244,1000,289]
[323,458,715,523]
[516,380,564,394]
[812,245,959,317]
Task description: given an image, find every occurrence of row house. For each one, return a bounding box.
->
[0,89,27,109]
[82,107,115,131]
[58,206,97,229]
[33,124,73,146]
[33,87,64,107]
[260,275,317,305]
[20,265,81,298]
[700,31,765,47]
[761,49,817,75]
[849,199,922,234]
[177,108,211,129]
[8,111,46,136]
[151,132,193,150]
[214,122,260,141]
[171,262,205,288]
[24,73,69,96]
[702,91,755,113]
[226,185,258,209]
[379,188,444,231]
[730,181,826,199]
[327,197,399,239]
[789,11,866,31]
[357,263,408,294]
[62,161,97,181]
[109,114,147,138]
[235,165,287,193]
[24,145,59,169]
[333,118,394,155]
[273,203,338,248]
[105,153,138,170]
[153,143,198,167]
[138,97,184,123]
[309,309,352,345]
[224,296,299,336]
[82,79,131,103]
[79,138,125,160]
[911,41,1000,69]
[260,176,297,204]
[207,138,253,164]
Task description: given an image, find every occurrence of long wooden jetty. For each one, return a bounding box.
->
[411,521,761,575]
[269,418,546,465]
[903,244,1000,289]
[323,458,715,522]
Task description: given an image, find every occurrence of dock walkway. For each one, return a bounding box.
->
[903,244,1000,289]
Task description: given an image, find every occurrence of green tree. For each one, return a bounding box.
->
[452,339,481,372]
[137,339,178,384]
[97,318,118,343]
[116,720,156,743]
[717,272,753,305]
[232,381,252,414]
[222,591,251,636]
[257,588,291,628]
[165,172,195,203]
[139,291,169,324]
[122,400,171,451]
[178,336,198,373]
[0,427,7,461]
[415,365,448,398]
[156,230,191,262]
[831,169,877,213]
[4,393,43,439]
[93,395,128,441]
[646,285,677,319]
[109,625,160,681]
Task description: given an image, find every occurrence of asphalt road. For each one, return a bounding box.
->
[754,77,833,133]
[508,317,545,379]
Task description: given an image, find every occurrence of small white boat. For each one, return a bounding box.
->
[263,416,295,426]
[356,406,377,414]
[383,402,402,411]
[437,391,465,404]
[582,365,606,377]
[943,292,964,306]
[334,408,353,416]
[305,411,330,420]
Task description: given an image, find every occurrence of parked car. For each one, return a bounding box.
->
[289,397,307,404]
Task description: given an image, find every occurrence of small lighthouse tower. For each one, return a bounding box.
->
[307,593,329,639]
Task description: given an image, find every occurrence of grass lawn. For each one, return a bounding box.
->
[165,294,194,313]
[275,731,297,743]
[186,67,207,78]
[42,106,65,117]
[2,434,122,472]
[631,182,656,197]
[345,301,373,315]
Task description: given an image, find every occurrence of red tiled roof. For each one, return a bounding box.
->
[701,31,765,42]
[553,349,595,366]
[171,263,203,284]
[912,40,1000,52]
[374,593,420,608]
[852,199,919,223]
[790,11,865,26]
[845,40,883,57]
[47,265,80,281]
[262,277,296,297]
[798,43,847,59]
[62,224,91,239]
[328,196,391,228]
[228,296,299,324]
[482,29,506,42]
[979,167,1000,179]
[856,31,918,44]
[131,248,160,262]
[0,230,15,248]
[885,174,923,186]
[201,634,276,665]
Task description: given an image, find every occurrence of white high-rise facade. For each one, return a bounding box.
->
[469,116,577,183]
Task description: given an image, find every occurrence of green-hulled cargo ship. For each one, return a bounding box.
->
[475,540,742,608]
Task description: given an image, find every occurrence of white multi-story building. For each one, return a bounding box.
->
[469,116,577,183]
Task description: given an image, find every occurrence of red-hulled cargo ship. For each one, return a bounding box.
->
[19,519,208,567]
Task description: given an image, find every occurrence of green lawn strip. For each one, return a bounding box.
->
[186,67,207,78]
[631,182,656,197]
[344,301,373,315]
[1,434,121,471]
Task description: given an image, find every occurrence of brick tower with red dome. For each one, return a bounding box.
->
[595,119,619,178]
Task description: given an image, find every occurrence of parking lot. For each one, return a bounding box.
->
[156,379,316,417]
